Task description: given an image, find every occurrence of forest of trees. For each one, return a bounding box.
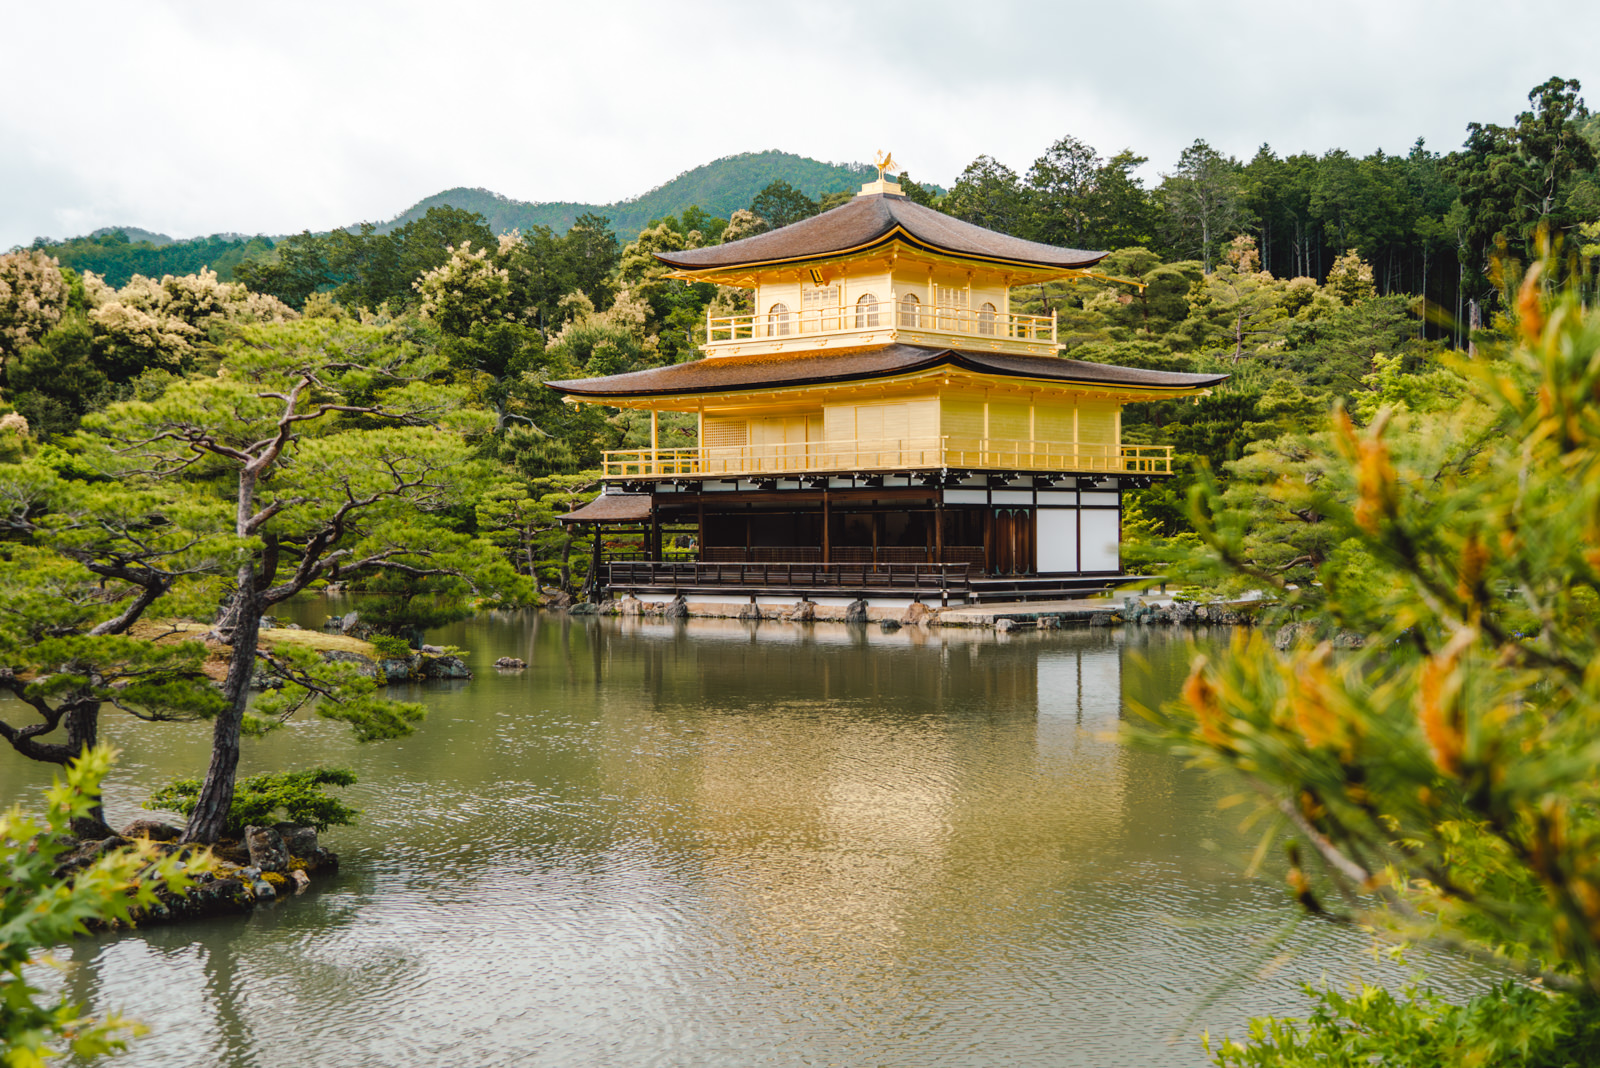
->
[24,77,1597,326]
[5,75,1596,577]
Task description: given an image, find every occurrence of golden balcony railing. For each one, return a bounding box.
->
[602,437,1172,479]
[707,303,1057,346]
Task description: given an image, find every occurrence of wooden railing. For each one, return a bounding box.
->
[708,303,1056,346]
[701,546,986,567]
[608,560,972,594]
[602,438,1173,478]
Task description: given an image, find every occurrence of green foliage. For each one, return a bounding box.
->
[27,231,276,289]
[234,206,495,311]
[7,314,108,437]
[357,564,483,644]
[1160,140,1248,272]
[1152,263,1600,1060]
[148,767,359,836]
[2,746,198,1066]
[367,633,413,658]
[474,473,600,589]
[944,155,1027,235]
[1207,981,1600,1067]
[1447,77,1597,291]
[0,316,528,842]
[749,180,818,228]
[246,641,427,742]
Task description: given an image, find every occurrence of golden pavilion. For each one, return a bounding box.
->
[550,166,1226,606]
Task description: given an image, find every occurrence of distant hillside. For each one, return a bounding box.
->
[376,151,897,236]
[89,225,177,247]
[32,231,276,288]
[29,151,944,285]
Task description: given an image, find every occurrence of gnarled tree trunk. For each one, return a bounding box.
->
[63,695,110,834]
[181,569,260,844]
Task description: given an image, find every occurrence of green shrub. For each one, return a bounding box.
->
[1207,980,1600,1067]
[367,634,413,659]
[4,746,197,1063]
[148,767,358,837]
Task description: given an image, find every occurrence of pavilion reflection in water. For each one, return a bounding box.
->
[591,622,1133,959]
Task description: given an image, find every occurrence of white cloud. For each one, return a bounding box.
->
[2,0,1597,248]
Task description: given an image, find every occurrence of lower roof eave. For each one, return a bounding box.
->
[609,470,1164,494]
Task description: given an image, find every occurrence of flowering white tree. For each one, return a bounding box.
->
[0,250,69,374]
[90,267,297,374]
[413,240,515,334]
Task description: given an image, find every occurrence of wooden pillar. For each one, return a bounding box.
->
[822,491,831,564]
[650,410,659,476]
[649,499,661,561]
[1026,508,1036,575]
[983,507,993,575]
[696,499,705,562]
[934,494,944,564]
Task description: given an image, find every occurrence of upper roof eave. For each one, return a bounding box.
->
[656,193,1108,275]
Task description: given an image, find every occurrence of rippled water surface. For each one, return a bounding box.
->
[1,613,1495,1067]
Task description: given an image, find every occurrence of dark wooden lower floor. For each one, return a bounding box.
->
[644,486,1122,579]
[571,483,1130,602]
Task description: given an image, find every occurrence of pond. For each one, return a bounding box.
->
[2,612,1496,1067]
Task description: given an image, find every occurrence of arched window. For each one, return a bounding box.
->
[898,293,920,328]
[855,293,879,328]
[978,301,997,336]
[767,301,791,337]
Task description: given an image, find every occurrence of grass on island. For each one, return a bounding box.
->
[128,620,379,681]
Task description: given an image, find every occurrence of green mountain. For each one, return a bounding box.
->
[375,151,884,236]
[29,151,941,287]
[34,231,277,288]
[89,225,176,247]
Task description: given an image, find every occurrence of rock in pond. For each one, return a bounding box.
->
[421,655,472,680]
[120,819,182,841]
[900,602,932,626]
[495,656,526,669]
[244,825,289,873]
[274,823,320,857]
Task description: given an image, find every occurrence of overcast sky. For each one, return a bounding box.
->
[3,0,1596,249]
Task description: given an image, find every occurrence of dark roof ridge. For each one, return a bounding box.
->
[548,344,1227,400]
[656,194,1107,273]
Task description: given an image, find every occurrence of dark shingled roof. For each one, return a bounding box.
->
[558,493,652,523]
[548,344,1228,399]
[655,193,1107,273]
